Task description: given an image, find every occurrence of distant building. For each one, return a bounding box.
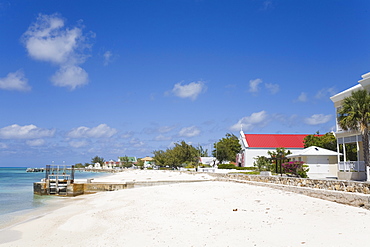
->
[104,159,120,168]
[118,156,137,166]
[140,157,155,168]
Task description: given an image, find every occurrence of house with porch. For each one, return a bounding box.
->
[330,72,370,181]
[238,131,308,167]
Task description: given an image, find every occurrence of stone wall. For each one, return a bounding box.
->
[208,173,370,209]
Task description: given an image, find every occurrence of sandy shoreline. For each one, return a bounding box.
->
[1,170,370,246]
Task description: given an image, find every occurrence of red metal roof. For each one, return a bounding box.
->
[244,134,308,148]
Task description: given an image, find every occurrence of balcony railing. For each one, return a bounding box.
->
[339,161,366,172]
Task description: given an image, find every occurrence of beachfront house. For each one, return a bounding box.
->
[330,72,370,181]
[118,156,137,167]
[104,159,120,169]
[237,131,308,167]
[140,157,155,168]
[286,146,341,179]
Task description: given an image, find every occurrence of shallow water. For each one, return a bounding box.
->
[0,167,109,229]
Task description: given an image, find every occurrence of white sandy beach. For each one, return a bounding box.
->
[1,170,370,247]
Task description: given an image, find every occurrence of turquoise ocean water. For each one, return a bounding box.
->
[0,167,108,229]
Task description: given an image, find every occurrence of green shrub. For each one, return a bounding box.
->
[217,164,237,169]
[282,161,309,178]
[253,156,272,171]
[238,166,256,170]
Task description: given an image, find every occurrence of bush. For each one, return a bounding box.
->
[281,161,309,178]
[236,166,255,170]
[253,156,272,171]
[217,164,237,169]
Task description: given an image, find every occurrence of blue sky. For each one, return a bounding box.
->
[1,0,370,167]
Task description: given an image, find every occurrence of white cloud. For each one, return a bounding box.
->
[315,87,336,99]
[103,51,113,66]
[0,143,8,149]
[26,139,45,146]
[22,13,93,90]
[171,81,206,100]
[249,78,262,93]
[179,126,201,137]
[67,124,117,138]
[304,114,332,125]
[154,135,172,141]
[130,138,145,147]
[121,131,134,139]
[22,13,85,64]
[262,1,273,10]
[0,70,31,91]
[0,124,55,139]
[297,92,308,102]
[51,65,88,90]
[158,125,176,133]
[69,140,89,148]
[265,83,279,94]
[230,111,268,131]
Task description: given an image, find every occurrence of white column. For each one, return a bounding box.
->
[343,137,347,162]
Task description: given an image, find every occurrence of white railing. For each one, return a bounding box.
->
[339,161,366,172]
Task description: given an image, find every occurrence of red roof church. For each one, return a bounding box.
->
[237,131,308,167]
[244,134,307,148]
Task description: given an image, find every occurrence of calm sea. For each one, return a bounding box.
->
[0,167,109,229]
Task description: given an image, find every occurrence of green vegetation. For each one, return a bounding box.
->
[136,159,144,169]
[196,145,209,157]
[268,147,291,174]
[153,141,200,168]
[91,156,105,166]
[338,89,370,167]
[120,155,133,168]
[303,132,336,151]
[74,163,85,168]
[212,133,241,164]
[217,163,255,170]
[304,131,357,161]
[253,156,272,171]
[281,161,309,178]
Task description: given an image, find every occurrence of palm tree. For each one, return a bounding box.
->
[337,89,370,168]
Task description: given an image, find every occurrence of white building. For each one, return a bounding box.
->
[287,146,341,179]
[238,130,307,167]
[330,72,370,181]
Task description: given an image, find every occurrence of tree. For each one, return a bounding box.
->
[152,150,168,167]
[153,141,199,168]
[304,132,337,151]
[304,132,357,161]
[120,156,132,168]
[171,141,199,167]
[212,133,241,164]
[136,159,144,169]
[337,89,370,168]
[74,163,85,168]
[196,145,209,157]
[268,147,291,174]
[91,156,105,166]
[253,156,271,171]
